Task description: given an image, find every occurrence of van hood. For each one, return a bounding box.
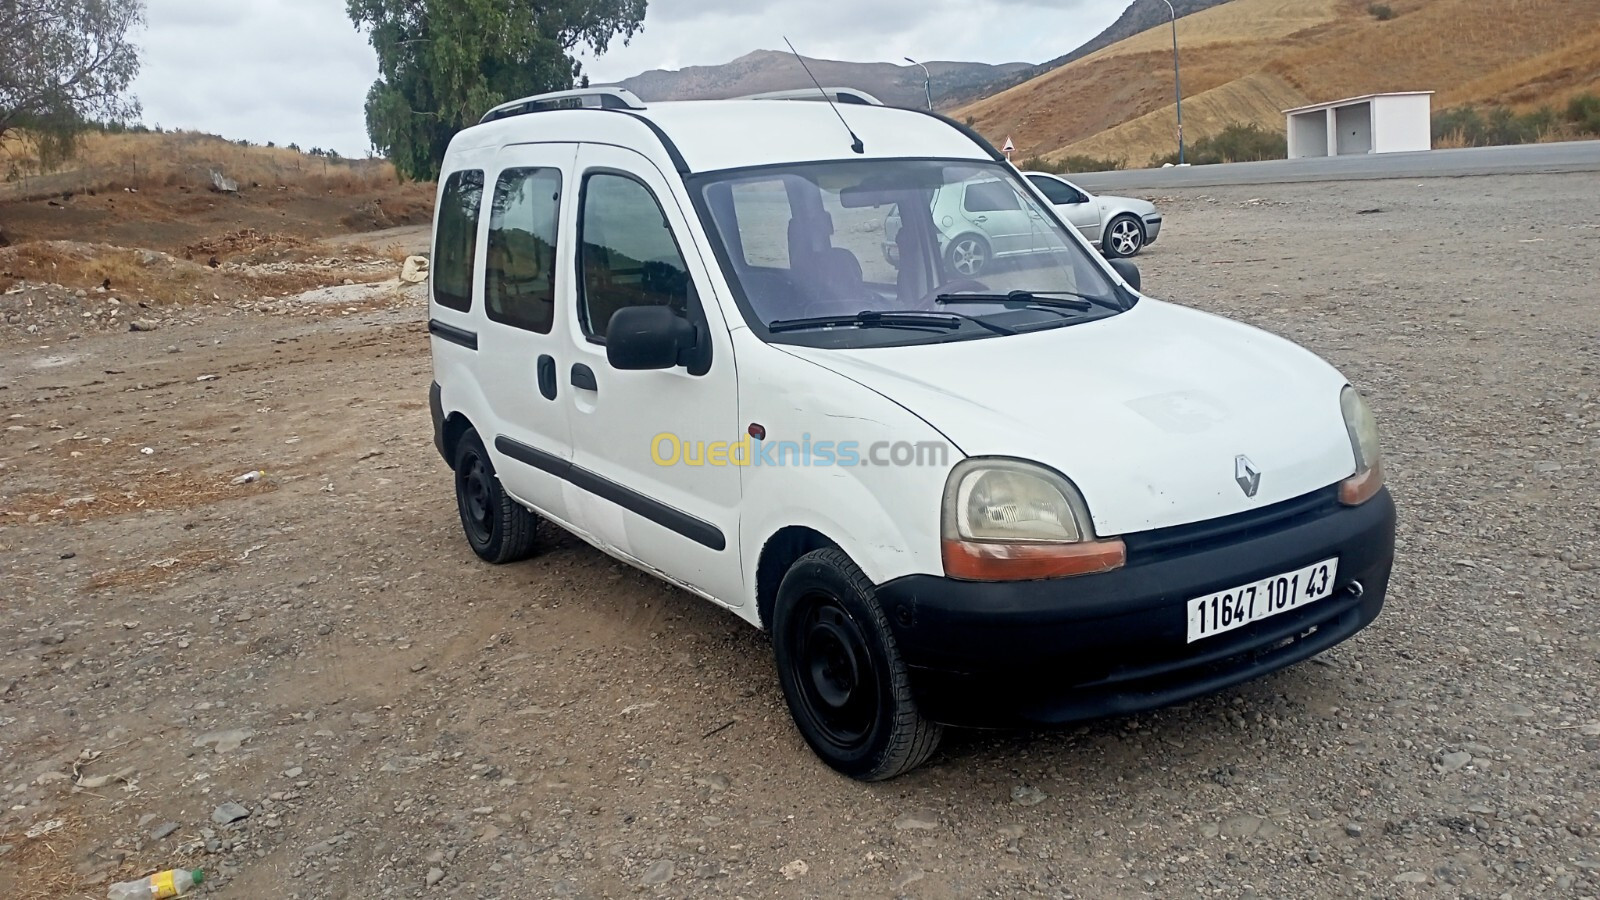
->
[783,299,1358,536]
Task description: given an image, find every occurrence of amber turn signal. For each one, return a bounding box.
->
[941,537,1126,581]
[1339,461,1384,506]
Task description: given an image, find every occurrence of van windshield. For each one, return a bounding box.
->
[691,159,1128,347]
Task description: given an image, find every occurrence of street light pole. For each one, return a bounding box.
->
[1158,0,1185,165]
[905,57,933,110]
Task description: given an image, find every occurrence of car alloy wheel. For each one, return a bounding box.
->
[947,234,989,276]
[1105,215,1145,258]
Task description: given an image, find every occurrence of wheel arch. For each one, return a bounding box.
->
[440,412,478,470]
[755,525,840,631]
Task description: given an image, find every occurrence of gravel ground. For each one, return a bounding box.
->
[2,172,1597,899]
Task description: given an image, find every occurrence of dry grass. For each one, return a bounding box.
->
[1058,72,1303,163]
[86,548,228,591]
[955,0,1600,164]
[3,470,277,523]
[1,130,400,202]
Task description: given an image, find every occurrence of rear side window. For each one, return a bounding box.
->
[485,167,561,333]
[433,169,484,312]
[963,180,1020,213]
[578,173,694,339]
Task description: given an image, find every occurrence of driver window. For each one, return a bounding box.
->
[578,173,695,340]
[1029,176,1082,205]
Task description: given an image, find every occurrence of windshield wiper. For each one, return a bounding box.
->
[935,289,1122,312]
[768,310,964,334]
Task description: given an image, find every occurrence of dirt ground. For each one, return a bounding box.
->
[2,172,1598,899]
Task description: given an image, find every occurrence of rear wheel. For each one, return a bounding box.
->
[945,233,990,277]
[453,429,537,564]
[1103,214,1146,258]
[773,548,942,780]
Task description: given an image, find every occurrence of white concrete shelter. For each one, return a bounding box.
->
[1285,92,1433,158]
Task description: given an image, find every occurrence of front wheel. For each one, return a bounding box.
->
[453,429,538,564]
[772,548,942,780]
[1102,214,1146,258]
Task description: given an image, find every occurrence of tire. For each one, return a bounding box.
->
[944,233,990,277]
[453,429,538,564]
[772,548,943,781]
[1102,214,1146,258]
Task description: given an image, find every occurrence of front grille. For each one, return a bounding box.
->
[1122,485,1340,564]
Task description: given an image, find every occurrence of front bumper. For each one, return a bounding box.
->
[1143,214,1163,245]
[876,485,1395,728]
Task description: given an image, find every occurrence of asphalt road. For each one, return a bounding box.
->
[1071,139,1600,191]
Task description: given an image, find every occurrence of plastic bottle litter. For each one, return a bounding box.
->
[230,470,263,485]
[107,868,204,899]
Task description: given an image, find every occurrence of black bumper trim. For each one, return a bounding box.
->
[429,381,447,464]
[429,319,478,350]
[877,487,1396,728]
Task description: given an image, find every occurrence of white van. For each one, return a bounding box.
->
[427,88,1396,781]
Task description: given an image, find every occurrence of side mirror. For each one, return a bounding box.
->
[1109,258,1141,291]
[606,305,699,370]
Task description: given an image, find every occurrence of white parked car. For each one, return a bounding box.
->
[1024,171,1163,258]
[428,87,1396,781]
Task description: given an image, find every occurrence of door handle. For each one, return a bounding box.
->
[971,215,988,223]
[571,363,597,391]
[537,355,557,400]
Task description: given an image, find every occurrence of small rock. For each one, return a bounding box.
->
[211,801,250,825]
[1504,703,1535,719]
[780,859,809,880]
[1344,823,1363,837]
[640,860,674,885]
[351,712,377,726]
[128,319,158,332]
[894,809,941,831]
[1394,871,1429,884]
[425,867,445,887]
[151,822,180,840]
[40,632,66,646]
[1011,785,1047,806]
[1223,814,1265,838]
[893,868,927,891]
[693,773,730,791]
[194,728,255,754]
[1438,751,1472,773]
[59,552,75,560]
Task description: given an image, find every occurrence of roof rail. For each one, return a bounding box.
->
[480,87,646,124]
[735,87,884,106]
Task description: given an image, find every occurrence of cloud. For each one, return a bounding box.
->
[132,0,378,155]
[128,0,1128,154]
[581,0,1122,82]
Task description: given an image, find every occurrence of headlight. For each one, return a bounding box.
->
[940,458,1125,581]
[1339,386,1384,505]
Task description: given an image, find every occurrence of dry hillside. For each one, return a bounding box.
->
[956,0,1600,166]
[0,130,434,252]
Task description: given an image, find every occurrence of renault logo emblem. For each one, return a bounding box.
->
[1235,455,1262,498]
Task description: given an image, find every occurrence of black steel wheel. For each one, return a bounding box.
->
[773,548,942,780]
[452,429,537,564]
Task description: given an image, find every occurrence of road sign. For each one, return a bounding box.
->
[1002,136,1015,159]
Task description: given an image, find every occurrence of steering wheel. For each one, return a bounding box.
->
[912,278,989,310]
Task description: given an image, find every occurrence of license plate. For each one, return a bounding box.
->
[1186,557,1339,643]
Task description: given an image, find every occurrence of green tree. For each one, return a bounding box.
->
[348,0,646,181]
[0,0,144,166]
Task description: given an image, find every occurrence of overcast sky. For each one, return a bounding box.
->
[132,0,1127,157]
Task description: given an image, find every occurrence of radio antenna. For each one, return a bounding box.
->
[783,37,864,154]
